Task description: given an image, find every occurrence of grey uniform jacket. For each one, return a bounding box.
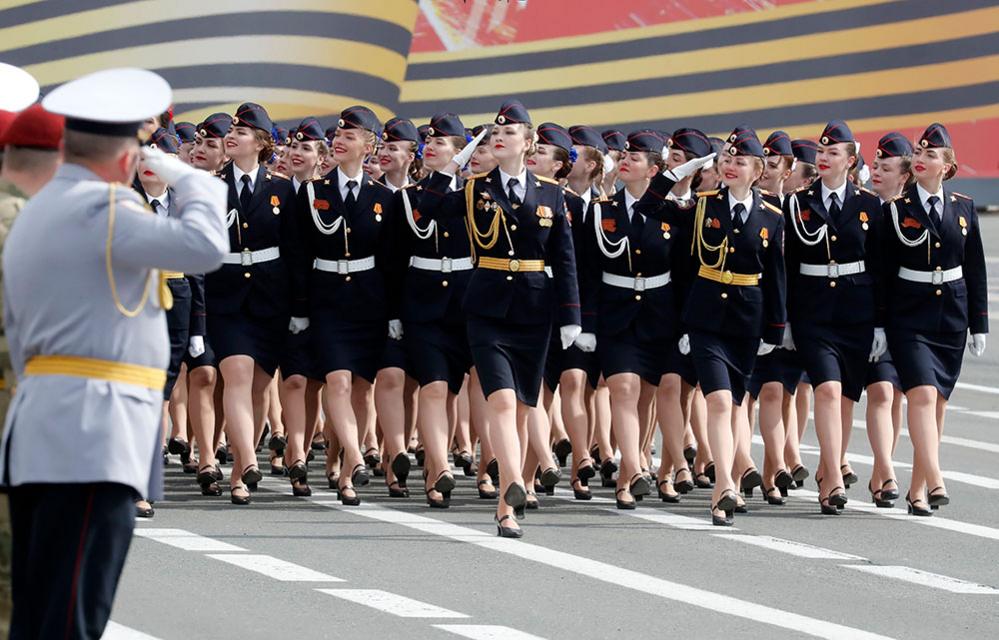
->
[0,163,227,496]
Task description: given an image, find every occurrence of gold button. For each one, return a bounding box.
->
[345,276,351,282]
[509,259,521,272]
[733,229,740,234]
[935,242,941,248]
[242,222,249,229]
[935,266,942,271]
[720,292,728,299]
[511,225,518,231]
[443,231,450,238]
[936,289,943,296]
[728,247,735,254]
[829,281,837,288]
[506,275,513,281]
[635,249,641,255]
[831,235,838,242]
[442,280,448,287]
[243,272,251,279]
[636,272,642,277]
[721,271,734,284]
[346,227,351,234]
[508,250,515,256]
[635,295,642,301]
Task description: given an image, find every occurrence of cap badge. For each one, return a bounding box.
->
[496,115,506,124]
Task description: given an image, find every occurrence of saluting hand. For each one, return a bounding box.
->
[969,333,987,357]
[664,153,716,183]
[444,127,490,175]
[140,145,200,185]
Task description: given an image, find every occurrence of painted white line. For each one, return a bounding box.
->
[849,419,999,455]
[102,622,162,640]
[623,508,723,531]
[842,565,999,594]
[712,534,867,561]
[205,554,344,582]
[963,410,999,420]
[435,624,547,640]
[955,381,999,396]
[311,501,893,640]
[316,588,469,618]
[133,528,245,552]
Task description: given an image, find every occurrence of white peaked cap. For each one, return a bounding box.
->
[0,62,40,111]
[43,67,171,136]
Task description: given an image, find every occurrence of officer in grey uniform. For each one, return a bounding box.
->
[0,68,227,640]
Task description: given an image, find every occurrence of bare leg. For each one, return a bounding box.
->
[323,371,366,499]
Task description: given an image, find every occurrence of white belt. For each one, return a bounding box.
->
[898,266,963,285]
[602,271,671,292]
[222,246,280,266]
[409,256,474,273]
[314,256,376,274]
[799,260,865,278]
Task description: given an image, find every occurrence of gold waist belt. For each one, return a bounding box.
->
[161,271,185,280]
[24,355,166,390]
[697,265,760,286]
[477,257,546,273]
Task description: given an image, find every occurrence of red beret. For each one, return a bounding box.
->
[0,110,16,142]
[0,104,64,150]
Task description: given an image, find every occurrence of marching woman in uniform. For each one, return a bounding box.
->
[640,129,784,525]
[279,116,329,497]
[583,129,687,508]
[395,113,476,507]
[883,124,987,515]
[175,121,196,164]
[783,121,884,514]
[861,132,913,507]
[209,102,303,505]
[297,106,398,506]
[413,100,581,537]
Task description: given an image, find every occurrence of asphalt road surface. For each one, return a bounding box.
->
[104,217,999,640]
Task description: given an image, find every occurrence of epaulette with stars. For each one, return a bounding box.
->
[762,200,782,215]
[859,186,878,197]
[535,175,559,185]
[695,189,720,198]
[953,191,973,200]
[267,171,289,181]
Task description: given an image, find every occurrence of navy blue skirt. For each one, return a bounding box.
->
[544,333,600,392]
[689,330,758,405]
[207,312,287,376]
[182,337,216,370]
[748,348,804,399]
[406,320,472,395]
[598,324,670,386]
[381,333,410,373]
[887,329,964,399]
[467,315,551,406]
[665,344,698,387]
[164,281,192,400]
[312,312,384,383]
[866,350,901,389]
[282,328,322,381]
[794,323,873,402]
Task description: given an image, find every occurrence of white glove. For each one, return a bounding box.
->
[447,127,490,172]
[188,335,205,358]
[757,342,776,356]
[289,317,310,335]
[388,319,404,341]
[664,153,716,182]
[678,334,690,355]
[969,333,987,357]
[781,323,795,351]
[869,327,887,362]
[573,332,597,353]
[602,153,616,176]
[140,145,199,185]
[560,324,582,350]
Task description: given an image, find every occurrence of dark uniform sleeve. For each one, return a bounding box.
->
[669,207,694,323]
[281,183,309,318]
[633,173,681,222]
[377,190,403,320]
[965,205,989,335]
[294,183,317,316]
[781,194,800,325]
[548,188,581,327]
[412,172,467,220]
[186,273,206,337]
[863,194,887,327]
[762,215,787,346]
[578,201,601,333]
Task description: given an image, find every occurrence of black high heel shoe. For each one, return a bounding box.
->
[485,458,499,485]
[571,478,592,500]
[740,468,762,498]
[683,445,697,469]
[841,464,859,489]
[657,480,680,503]
[819,486,847,514]
[291,478,312,497]
[363,447,382,469]
[881,478,900,502]
[906,492,932,517]
[704,461,716,483]
[433,470,456,496]
[350,463,370,487]
[819,495,841,515]
[426,486,450,508]
[197,466,223,496]
[576,459,596,484]
[600,458,618,488]
[694,471,713,489]
[387,481,409,498]
[868,480,895,508]
[337,483,361,506]
[790,464,809,489]
[477,479,499,499]
[504,483,527,519]
[553,439,572,468]
[525,490,540,510]
[390,452,411,488]
[762,486,786,506]
[712,490,737,526]
[495,514,523,539]
[629,473,651,498]
[414,447,426,468]
[241,465,262,492]
[230,485,251,506]
[928,486,950,508]
[453,450,474,476]
[615,487,636,510]
[539,466,562,495]
[673,468,695,494]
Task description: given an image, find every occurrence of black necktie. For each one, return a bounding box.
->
[345,179,358,213]
[827,192,841,220]
[732,203,746,230]
[507,178,521,208]
[150,199,161,215]
[927,195,941,222]
[239,174,252,212]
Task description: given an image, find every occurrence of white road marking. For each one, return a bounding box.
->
[435,624,548,640]
[622,508,723,531]
[712,534,867,560]
[955,381,999,396]
[316,588,469,618]
[842,565,999,594]
[849,419,999,454]
[963,410,999,420]
[102,622,162,640]
[205,554,344,582]
[311,501,895,640]
[133,528,245,552]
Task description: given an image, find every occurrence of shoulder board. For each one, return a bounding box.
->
[762,201,782,215]
[563,186,580,197]
[400,182,419,190]
[695,189,719,198]
[888,193,905,203]
[759,188,774,196]
[468,172,489,180]
[794,185,810,193]
[595,198,613,204]
[859,187,878,197]
[953,191,973,200]
[535,175,559,185]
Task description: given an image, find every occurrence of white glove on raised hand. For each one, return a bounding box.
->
[445,127,490,174]
[289,317,310,335]
[140,145,199,186]
[573,332,597,353]
[781,323,795,351]
[560,324,582,350]
[757,341,776,356]
[187,335,205,358]
[388,319,404,341]
[678,334,691,356]
[602,153,616,176]
[663,153,716,182]
[869,327,887,362]
[969,333,987,357]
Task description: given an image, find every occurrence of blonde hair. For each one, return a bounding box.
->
[253,128,275,163]
[942,147,958,180]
